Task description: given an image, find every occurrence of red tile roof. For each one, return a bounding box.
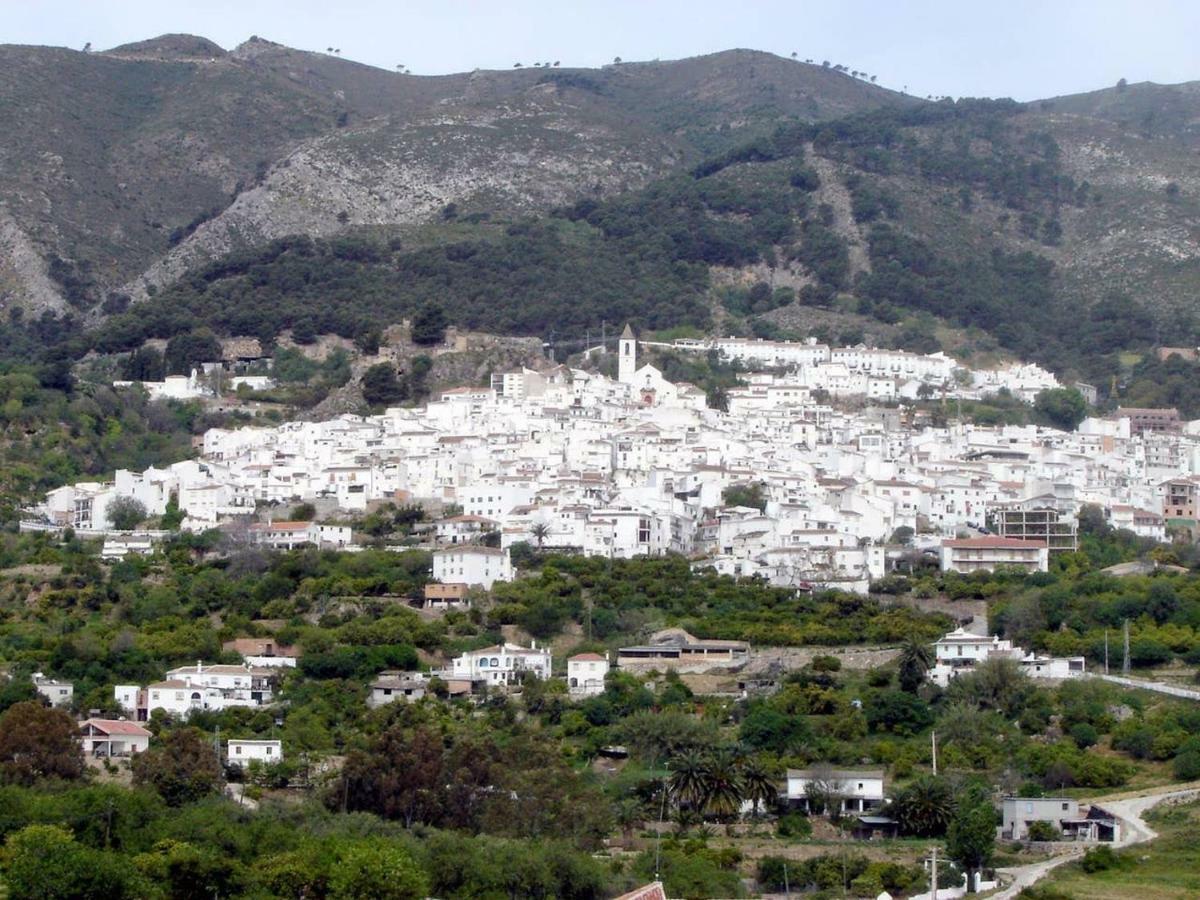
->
[81,718,152,737]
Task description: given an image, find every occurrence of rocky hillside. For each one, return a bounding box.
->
[0,36,909,315]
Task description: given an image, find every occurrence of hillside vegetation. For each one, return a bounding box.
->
[78,99,1176,388]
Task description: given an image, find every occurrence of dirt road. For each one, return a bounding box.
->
[989,785,1200,899]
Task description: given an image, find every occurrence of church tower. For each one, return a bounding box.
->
[618,323,636,384]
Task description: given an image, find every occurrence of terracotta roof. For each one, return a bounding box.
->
[568,653,607,662]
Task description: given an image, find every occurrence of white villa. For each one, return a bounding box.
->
[450,642,552,686]
[115,662,275,720]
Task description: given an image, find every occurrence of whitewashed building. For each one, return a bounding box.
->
[567,652,609,697]
[450,642,551,685]
[432,547,513,589]
[227,739,282,767]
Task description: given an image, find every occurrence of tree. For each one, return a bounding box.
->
[699,750,743,818]
[668,749,708,811]
[897,638,934,693]
[865,689,933,735]
[803,763,846,817]
[739,757,777,816]
[0,701,85,785]
[361,363,406,406]
[107,495,148,530]
[1034,387,1087,431]
[164,329,220,375]
[2,825,145,900]
[327,840,429,900]
[411,303,447,345]
[722,481,767,512]
[946,796,997,893]
[891,774,954,836]
[336,725,445,826]
[530,522,551,548]
[131,727,221,806]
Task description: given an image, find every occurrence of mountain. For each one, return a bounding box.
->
[2,35,1200,390]
[0,37,909,315]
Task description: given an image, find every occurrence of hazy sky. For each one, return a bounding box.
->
[5,0,1199,101]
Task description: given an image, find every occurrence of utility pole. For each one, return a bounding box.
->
[783,862,790,898]
[1105,628,1109,675]
[932,730,938,776]
[929,845,939,900]
[1123,619,1130,674]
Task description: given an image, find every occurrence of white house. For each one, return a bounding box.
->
[115,662,275,720]
[33,673,73,708]
[450,642,551,685]
[940,537,1049,573]
[786,767,885,814]
[432,547,513,589]
[227,739,282,768]
[79,719,151,758]
[247,521,354,551]
[1019,653,1086,680]
[929,627,1082,686]
[567,652,609,697]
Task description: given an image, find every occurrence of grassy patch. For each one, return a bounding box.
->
[1037,799,1200,899]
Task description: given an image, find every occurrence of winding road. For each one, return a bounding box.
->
[989,785,1200,899]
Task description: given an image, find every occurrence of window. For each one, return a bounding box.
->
[1062,802,1069,811]
[236,746,242,755]
[266,747,273,756]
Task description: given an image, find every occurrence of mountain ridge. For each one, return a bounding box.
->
[1,35,1199,384]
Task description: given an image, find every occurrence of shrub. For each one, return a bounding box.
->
[1173,749,1200,781]
[1026,820,1059,841]
[776,813,813,839]
[1080,844,1119,873]
[1069,722,1099,749]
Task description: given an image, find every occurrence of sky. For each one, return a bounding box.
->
[4,0,1199,101]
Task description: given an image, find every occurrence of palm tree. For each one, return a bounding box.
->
[669,749,708,811]
[530,522,551,548]
[700,750,744,819]
[891,774,954,837]
[898,637,934,693]
[738,757,776,817]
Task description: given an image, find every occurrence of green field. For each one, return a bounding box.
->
[1032,799,1200,899]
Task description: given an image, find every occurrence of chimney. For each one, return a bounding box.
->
[196,660,203,673]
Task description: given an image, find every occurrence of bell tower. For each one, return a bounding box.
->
[618,323,636,384]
